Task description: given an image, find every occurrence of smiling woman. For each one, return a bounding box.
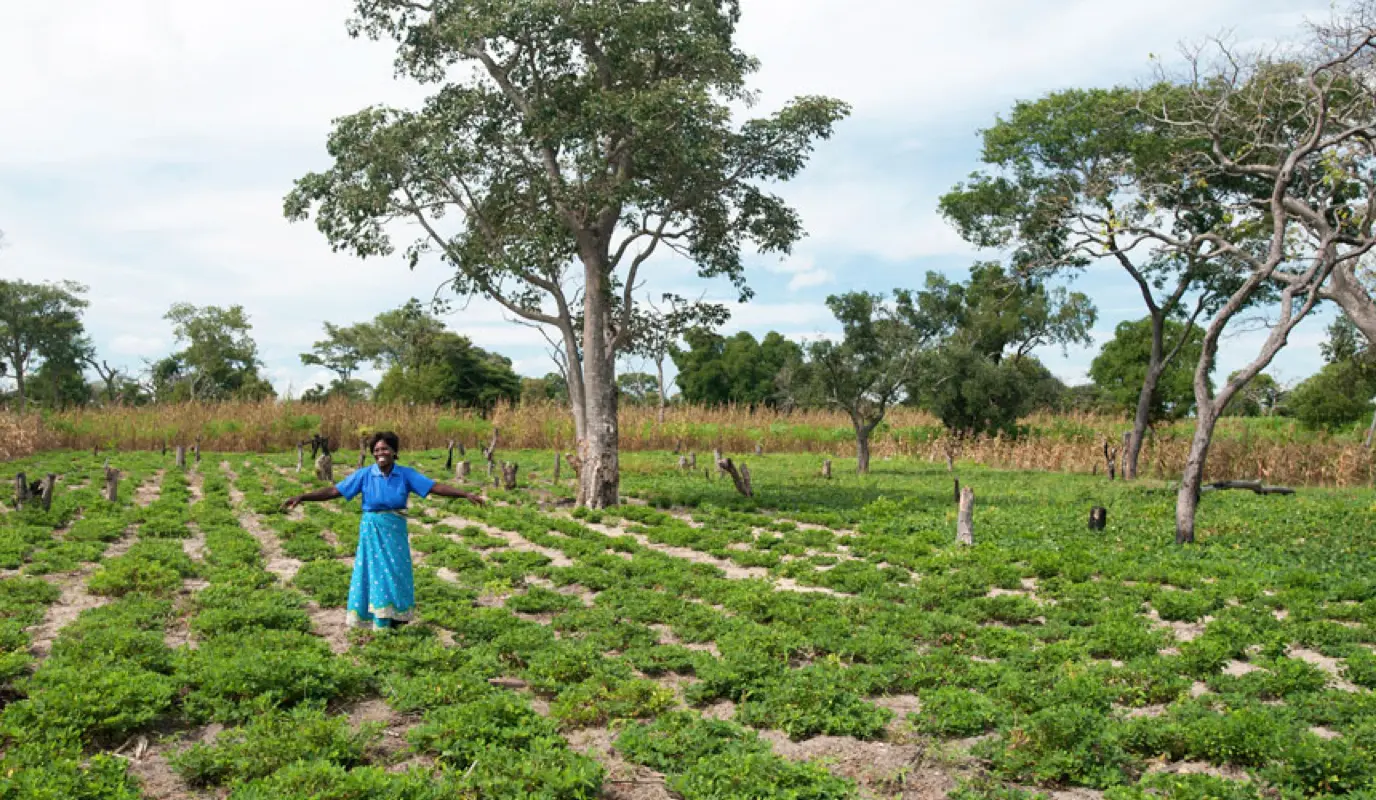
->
[283,430,484,630]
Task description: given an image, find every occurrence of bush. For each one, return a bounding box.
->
[170,704,379,787]
[911,688,1005,737]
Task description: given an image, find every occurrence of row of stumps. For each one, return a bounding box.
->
[952,477,1109,547]
[15,463,123,509]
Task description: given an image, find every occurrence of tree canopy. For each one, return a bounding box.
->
[0,280,90,413]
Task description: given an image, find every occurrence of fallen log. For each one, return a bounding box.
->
[1201,480,1295,496]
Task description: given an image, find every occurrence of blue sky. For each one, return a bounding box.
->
[0,0,1343,397]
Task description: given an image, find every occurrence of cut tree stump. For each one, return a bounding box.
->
[175,446,187,470]
[1089,506,1108,531]
[39,473,56,512]
[457,460,471,481]
[1120,431,1131,478]
[953,478,960,504]
[483,428,499,467]
[956,487,975,546]
[1102,440,1116,481]
[821,459,831,480]
[688,452,697,470]
[500,462,519,491]
[552,453,561,483]
[678,456,689,471]
[445,441,456,471]
[296,444,304,473]
[104,466,120,503]
[315,452,333,483]
[14,472,29,509]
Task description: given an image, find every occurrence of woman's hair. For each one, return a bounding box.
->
[368,431,401,454]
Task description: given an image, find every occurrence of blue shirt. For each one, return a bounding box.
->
[335,464,436,511]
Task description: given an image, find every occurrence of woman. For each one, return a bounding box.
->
[284,431,484,630]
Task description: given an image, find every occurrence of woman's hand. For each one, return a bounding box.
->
[282,495,303,511]
[465,492,486,507]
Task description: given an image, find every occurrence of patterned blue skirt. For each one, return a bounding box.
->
[346,511,415,630]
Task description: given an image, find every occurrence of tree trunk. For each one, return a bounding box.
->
[1323,265,1376,347]
[1126,361,1166,480]
[578,368,620,508]
[457,460,470,481]
[656,358,667,425]
[14,472,28,508]
[39,473,55,511]
[14,368,26,414]
[854,424,872,475]
[1175,408,1220,544]
[956,487,974,545]
[175,446,187,469]
[104,466,120,503]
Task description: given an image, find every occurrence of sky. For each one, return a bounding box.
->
[0,0,1346,398]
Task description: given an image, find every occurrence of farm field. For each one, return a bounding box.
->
[2,448,1376,799]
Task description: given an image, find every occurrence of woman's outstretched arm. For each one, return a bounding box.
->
[283,486,341,510]
[428,483,485,505]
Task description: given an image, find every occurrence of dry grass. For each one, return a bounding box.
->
[4,400,1372,487]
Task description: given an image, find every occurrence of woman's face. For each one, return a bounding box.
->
[372,439,397,470]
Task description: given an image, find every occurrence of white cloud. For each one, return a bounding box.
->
[788,270,834,291]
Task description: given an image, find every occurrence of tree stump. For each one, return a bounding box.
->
[457,460,471,481]
[14,472,29,509]
[689,452,697,469]
[1102,440,1116,481]
[193,440,201,466]
[822,459,832,479]
[357,448,366,468]
[956,487,975,546]
[483,428,499,467]
[39,474,56,512]
[678,455,689,471]
[713,448,724,475]
[1089,506,1108,531]
[953,477,960,504]
[445,440,456,471]
[674,439,683,454]
[315,453,333,483]
[754,442,763,456]
[1120,431,1131,478]
[717,458,753,498]
[175,446,187,470]
[500,462,519,491]
[104,466,120,503]
[296,444,304,473]
[552,453,562,483]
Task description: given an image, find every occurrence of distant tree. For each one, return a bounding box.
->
[1289,316,1376,433]
[1090,318,1208,423]
[158,303,275,402]
[626,294,729,423]
[616,372,660,406]
[301,322,367,384]
[796,292,928,474]
[373,331,520,411]
[0,279,89,412]
[922,343,1038,449]
[1222,372,1284,418]
[522,373,569,406]
[672,330,803,408]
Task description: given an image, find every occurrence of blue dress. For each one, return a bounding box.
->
[334,464,437,630]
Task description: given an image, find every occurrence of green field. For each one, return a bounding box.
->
[3,448,1376,799]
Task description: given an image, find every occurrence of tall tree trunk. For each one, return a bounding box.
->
[1126,362,1164,481]
[14,368,26,414]
[854,421,872,475]
[1175,405,1220,544]
[656,358,667,425]
[576,260,620,509]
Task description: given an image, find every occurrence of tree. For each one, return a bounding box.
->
[0,279,89,413]
[616,372,660,405]
[285,0,848,507]
[797,292,927,474]
[1116,12,1376,543]
[373,331,521,410]
[626,294,729,422]
[940,89,1239,481]
[522,373,569,406]
[922,343,1038,447]
[1090,318,1208,423]
[1222,372,1283,417]
[672,330,802,407]
[1287,362,1374,430]
[161,303,275,402]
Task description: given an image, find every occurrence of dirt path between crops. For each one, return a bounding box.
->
[222,461,302,584]
[28,530,138,657]
[135,470,165,507]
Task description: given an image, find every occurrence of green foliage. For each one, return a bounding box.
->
[170,704,379,787]
[1288,360,1376,431]
[674,330,803,407]
[1090,317,1207,422]
[911,688,1005,737]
